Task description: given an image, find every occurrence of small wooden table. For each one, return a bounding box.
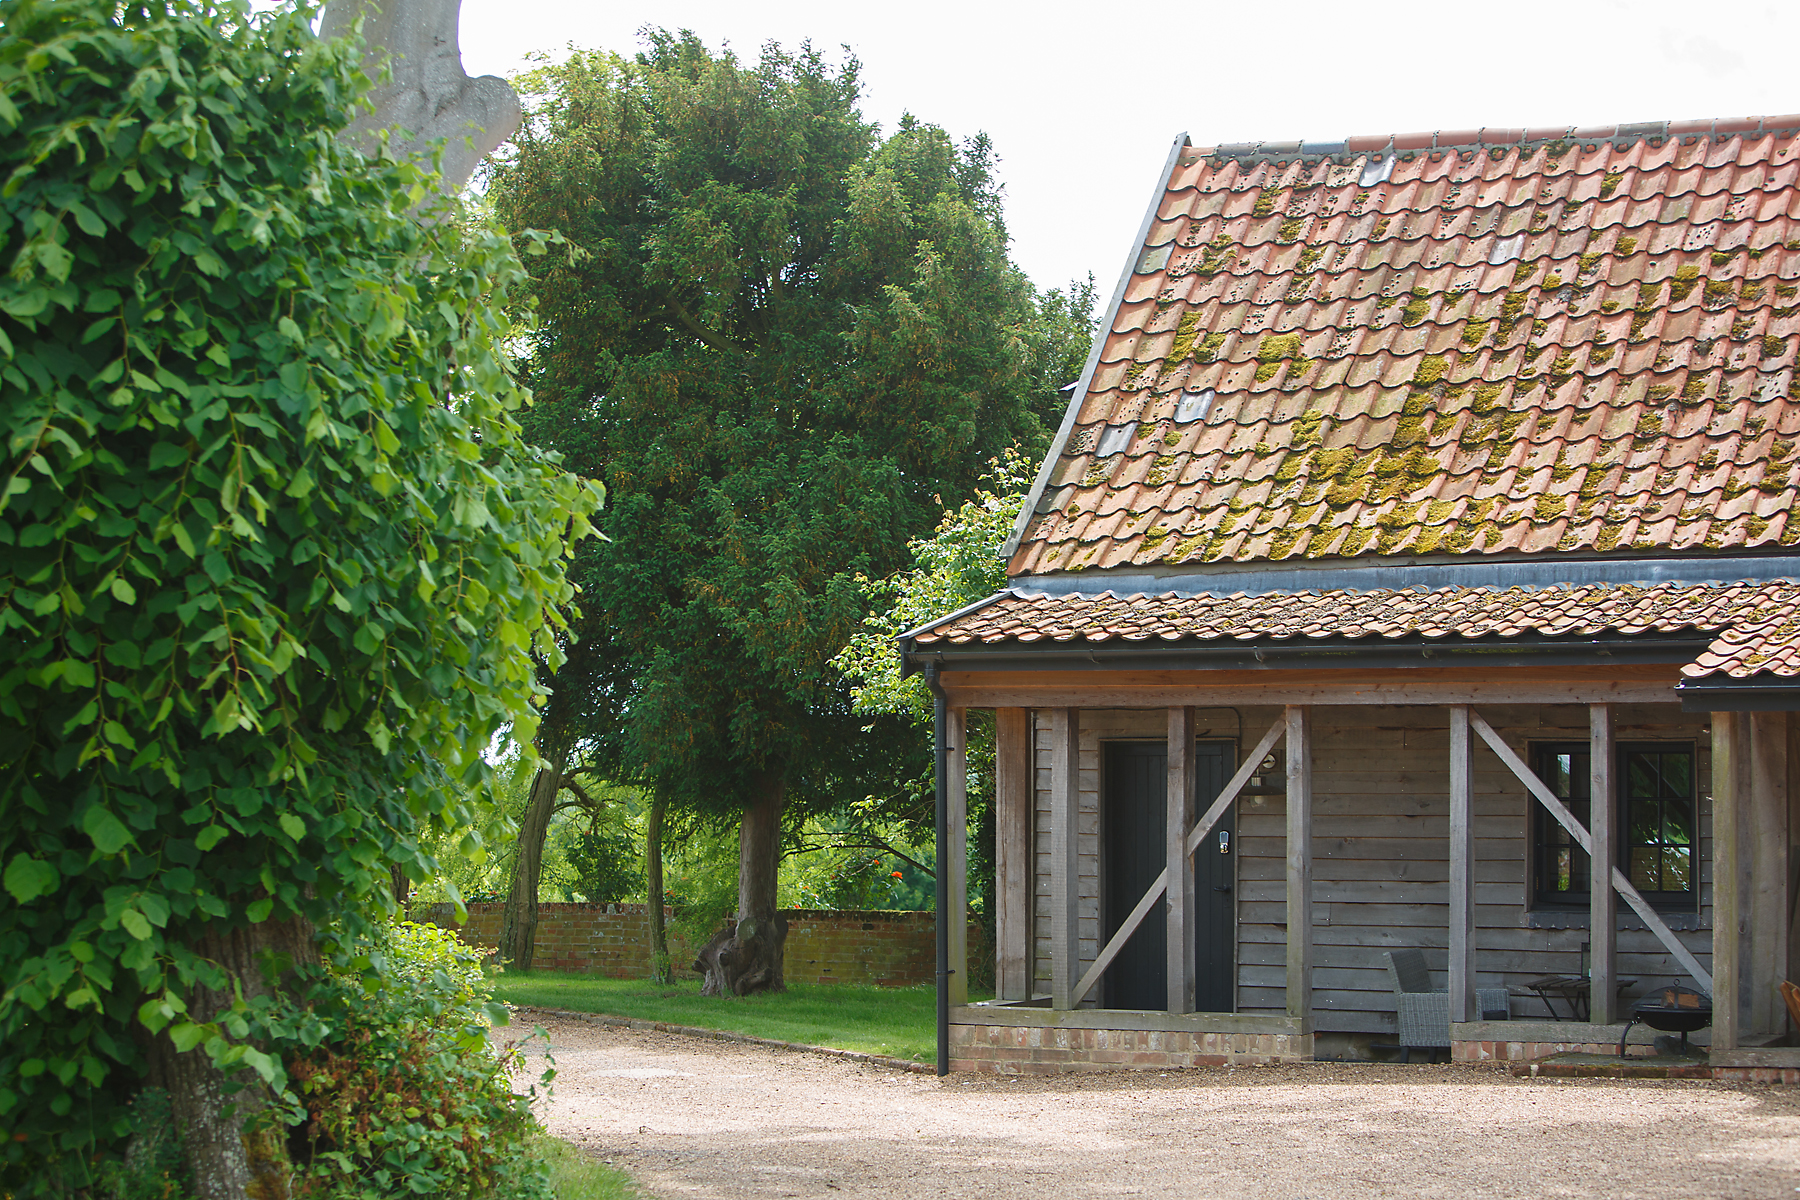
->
[1517,974,1637,1021]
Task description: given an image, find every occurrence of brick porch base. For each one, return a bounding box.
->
[950,1021,1311,1073]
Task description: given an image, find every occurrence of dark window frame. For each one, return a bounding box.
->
[1527,741,1699,914]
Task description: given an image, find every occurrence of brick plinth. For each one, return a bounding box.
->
[409,904,966,987]
[1454,1039,1660,1062]
[1711,1066,1800,1083]
[950,1022,1311,1074]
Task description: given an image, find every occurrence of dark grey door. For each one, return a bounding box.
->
[1191,742,1234,1013]
[1102,741,1235,1012]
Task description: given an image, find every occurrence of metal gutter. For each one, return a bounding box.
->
[903,635,1712,676]
[1000,131,1192,562]
[1009,553,1800,599]
[1676,678,1800,712]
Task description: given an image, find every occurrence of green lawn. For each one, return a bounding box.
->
[495,974,983,1064]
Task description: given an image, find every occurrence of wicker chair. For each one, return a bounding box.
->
[1384,949,1510,1063]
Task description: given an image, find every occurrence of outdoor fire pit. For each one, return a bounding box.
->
[1618,985,1712,1057]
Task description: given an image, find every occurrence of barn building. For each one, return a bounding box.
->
[903,115,1800,1076]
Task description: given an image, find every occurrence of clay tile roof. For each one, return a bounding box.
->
[912,580,1800,679]
[1011,116,1800,577]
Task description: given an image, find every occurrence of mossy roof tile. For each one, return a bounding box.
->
[1014,117,1800,575]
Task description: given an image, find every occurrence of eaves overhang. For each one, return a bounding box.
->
[901,632,1711,678]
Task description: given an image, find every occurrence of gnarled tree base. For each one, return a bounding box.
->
[694,914,788,996]
[145,917,315,1200]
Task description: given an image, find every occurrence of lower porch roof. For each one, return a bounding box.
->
[900,578,1800,703]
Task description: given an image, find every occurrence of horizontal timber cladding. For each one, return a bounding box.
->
[409,904,972,987]
[1031,704,1714,1035]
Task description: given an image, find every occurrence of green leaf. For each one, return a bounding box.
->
[278,813,305,842]
[245,897,274,923]
[238,1047,280,1086]
[482,1001,511,1027]
[138,999,174,1035]
[109,577,136,605]
[195,824,229,850]
[69,201,105,237]
[168,1022,207,1054]
[82,807,133,855]
[118,910,152,940]
[3,855,58,903]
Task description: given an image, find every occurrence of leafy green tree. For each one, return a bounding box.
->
[489,33,1055,994]
[0,1,598,1192]
[835,451,1033,722]
[834,452,1036,983]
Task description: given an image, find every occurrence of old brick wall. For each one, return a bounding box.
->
[409,903,972,987]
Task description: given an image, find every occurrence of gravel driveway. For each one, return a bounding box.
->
[503,1008,1800,1200]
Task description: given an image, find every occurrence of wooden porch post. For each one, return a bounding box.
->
[1750,711,1789,1037]
[1448,705,1476,1023]
[1712,712,1743,1049]
[1050,708,1081,1010]
[946,707,968,1007]
[1589,703,1617,1025]
[994,708,1032,1002]
[1167,707,1198,1014]
[1285,705,1313,1032]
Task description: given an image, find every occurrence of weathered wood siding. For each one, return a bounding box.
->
[1031,705,1714,1033]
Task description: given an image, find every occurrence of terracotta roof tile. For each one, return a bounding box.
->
[1015,119,1800,575]
[915,581,1800,679]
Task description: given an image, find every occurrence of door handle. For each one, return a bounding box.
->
[1213,885,1233,893]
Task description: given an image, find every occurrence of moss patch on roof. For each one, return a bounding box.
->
[1013,126,1800,576]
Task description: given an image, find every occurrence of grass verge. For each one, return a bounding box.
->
[534,1133,636,1199]
[496,975,984,1063]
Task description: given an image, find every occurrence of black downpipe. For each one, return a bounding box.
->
[924,661,951,1077]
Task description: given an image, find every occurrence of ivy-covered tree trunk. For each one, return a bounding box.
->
[500,745,570,972]
[145,918,317,1200]
[0,4,601,1188]
[645,792,671,984]
[696,772,787,996]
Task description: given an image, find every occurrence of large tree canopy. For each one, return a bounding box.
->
[489,33,1068,991]
[0,1,598,1190]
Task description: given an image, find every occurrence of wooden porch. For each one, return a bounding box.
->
[935,669,1797,1074]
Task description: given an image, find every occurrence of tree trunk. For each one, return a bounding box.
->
[646,791,671,984]
[147,916,316,1200]
[695,770,787,996]
[390,862,410,913]
[500,747,568,972]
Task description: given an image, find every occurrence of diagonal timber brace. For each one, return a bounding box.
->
[1068,719,1286,1008]
[1468,710,1714,995]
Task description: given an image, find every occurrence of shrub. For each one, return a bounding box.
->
[283,922,551,1200]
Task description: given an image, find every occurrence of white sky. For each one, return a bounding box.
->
[457,0,1799,302]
